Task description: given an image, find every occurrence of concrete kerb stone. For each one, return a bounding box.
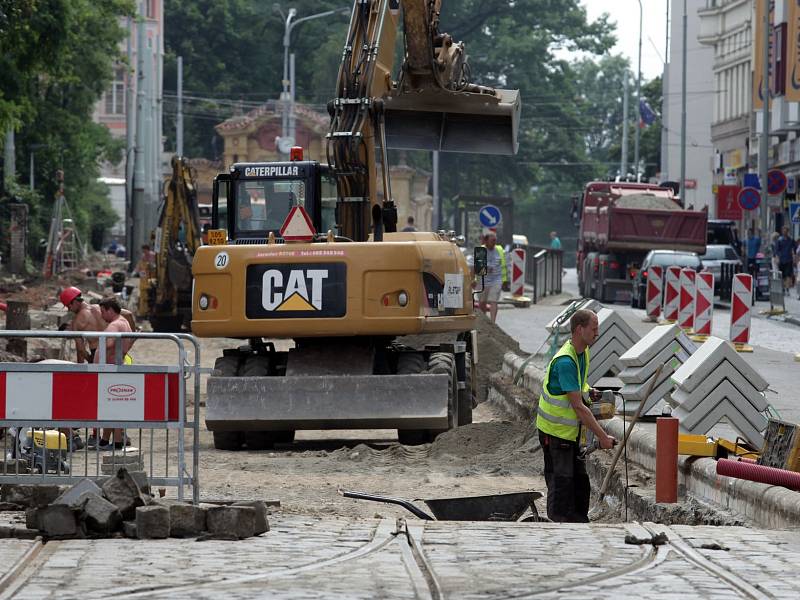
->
[79,492,122,535]
[135,505,170,539]
[1,484,66,508]
[491,350,800,529]
[206,505,256,539]
[233,501,270,535]
[101,468,149,519]
[53,479,104,508]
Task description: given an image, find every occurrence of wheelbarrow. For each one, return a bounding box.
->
[339,489,543,521]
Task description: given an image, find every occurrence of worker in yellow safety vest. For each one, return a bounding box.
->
[536,309,616,522]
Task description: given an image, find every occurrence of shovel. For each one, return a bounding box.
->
[588,364,664,520]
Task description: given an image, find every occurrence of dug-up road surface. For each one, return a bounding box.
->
[130,335,546,518]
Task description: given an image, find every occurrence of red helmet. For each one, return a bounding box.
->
[59,286,82,307]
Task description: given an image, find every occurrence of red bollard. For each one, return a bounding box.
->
[656,416,679,503]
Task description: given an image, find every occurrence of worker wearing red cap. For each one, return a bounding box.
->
[60,287,105,364]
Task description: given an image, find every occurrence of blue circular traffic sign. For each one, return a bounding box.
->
[768,169,787,195]
[737,186,761,211]
[478,204,502,228]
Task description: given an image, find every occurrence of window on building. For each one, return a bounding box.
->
[104,67,126,115]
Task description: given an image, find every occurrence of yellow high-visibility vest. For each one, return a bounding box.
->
[535,340,590,442]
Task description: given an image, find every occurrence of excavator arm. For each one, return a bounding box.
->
[327,0,520,241]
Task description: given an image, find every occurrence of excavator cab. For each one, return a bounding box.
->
[211,159,338,243]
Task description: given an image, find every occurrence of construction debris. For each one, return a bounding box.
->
[15,469,270,541]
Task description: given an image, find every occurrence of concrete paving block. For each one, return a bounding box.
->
[588,336,634,366]
[619,324,682,366]
[135,505,170,539]
[37,504,82,538]
[618,342,692,384]
[0,459,30,474]
[101,468,148,519]
[122,520,137,539]
[674,397,767,448]
[619,357,681,400]
[53,479,104,508]
[1,484,64,508]
[169,503,207,537]
[597,307,638,342]
[545,299,601,333]
[671,379,769,432]
[671,336,768,393]
[79,492,122,535]
[206,505,256,539]
[669,365,769,413]
[588,351,623,385]
[233,501,270,535]
[101,451,142,465]
[620,375,677,416]
[101,462,145,475]
[25,507,39,530]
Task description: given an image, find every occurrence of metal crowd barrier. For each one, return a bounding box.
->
[0,330,201,503]
[769,270,786,314]
[523,245,563,304]
[718,262,743,301]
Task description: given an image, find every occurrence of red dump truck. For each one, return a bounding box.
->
[576,181,707,303]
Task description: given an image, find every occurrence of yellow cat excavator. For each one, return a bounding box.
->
[192,0,520,449]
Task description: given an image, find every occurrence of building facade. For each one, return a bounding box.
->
[699,0,798,235]
[663,0,715,212]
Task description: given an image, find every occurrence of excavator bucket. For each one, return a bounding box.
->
[383,88,520,155]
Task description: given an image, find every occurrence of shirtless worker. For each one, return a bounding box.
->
[93,296,134,450]
[60,287,137,449]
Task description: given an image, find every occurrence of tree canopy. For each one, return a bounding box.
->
[1,0,133,261]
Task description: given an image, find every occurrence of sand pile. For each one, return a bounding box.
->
[475,312,528,404]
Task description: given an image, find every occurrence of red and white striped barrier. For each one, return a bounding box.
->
[693,271,714,336]
[645,265,663,319]
[663,266,681,322]
[0,371,179,422]
[678,268,696,330]
[510,248,526,297]
[730,273,753,345]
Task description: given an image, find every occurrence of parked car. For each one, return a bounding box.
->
[700,244,741,287]
[631,249,703,309]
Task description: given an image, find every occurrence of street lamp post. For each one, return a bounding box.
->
[633,0,643,182]
[275,5,349,155]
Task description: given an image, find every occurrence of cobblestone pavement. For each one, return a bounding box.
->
[1,516,799,598]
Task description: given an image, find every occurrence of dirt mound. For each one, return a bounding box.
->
[429,421,535,460]
[475,312,527,403]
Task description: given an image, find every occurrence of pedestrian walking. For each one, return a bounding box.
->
[775,227,795,292]
[745,227,761,277]
[536,309,616,522]
[549,231,562,250]
[474,230,508,323]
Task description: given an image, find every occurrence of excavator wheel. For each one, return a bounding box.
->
[425,352,458,439]
[239,355,295,449]
[396,352,430,446]
[211,356,245,451]
[457,353,475,426]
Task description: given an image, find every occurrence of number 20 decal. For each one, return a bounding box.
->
[214,251,229,270]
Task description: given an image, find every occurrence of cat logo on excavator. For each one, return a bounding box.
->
[245,263,347,319]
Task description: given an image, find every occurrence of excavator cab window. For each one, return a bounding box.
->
[236,179,304,233]
[320,169,338,235]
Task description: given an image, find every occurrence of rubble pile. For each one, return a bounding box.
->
[5,469,269,541]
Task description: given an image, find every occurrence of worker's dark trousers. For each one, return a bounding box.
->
[539,431,590,523]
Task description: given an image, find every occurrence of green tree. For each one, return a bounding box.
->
[163,0,351,158]
[1,0,133,260]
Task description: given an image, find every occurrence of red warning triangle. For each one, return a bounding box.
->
[695,291,711,314]
[513,263,523,280]
[665,285,678,303]
[647,282,659,302]
[680,287,693,304]
[732,292,749,321]
[280,206,316,241]
[735,274,752,293]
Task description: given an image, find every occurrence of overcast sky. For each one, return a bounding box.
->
[582,0,670,80]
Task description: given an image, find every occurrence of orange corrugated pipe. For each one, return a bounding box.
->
[717,458,800,491]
